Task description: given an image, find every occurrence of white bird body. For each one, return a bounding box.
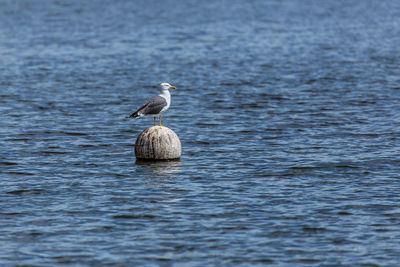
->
[157,90,171,115]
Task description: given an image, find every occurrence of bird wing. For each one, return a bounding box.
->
[128,96,167,118]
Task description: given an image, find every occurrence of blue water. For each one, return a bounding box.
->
[1,0,400,266]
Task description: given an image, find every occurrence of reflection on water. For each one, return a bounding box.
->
[136,159,182,176]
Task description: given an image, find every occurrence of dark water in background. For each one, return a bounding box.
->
[1,0,400,265]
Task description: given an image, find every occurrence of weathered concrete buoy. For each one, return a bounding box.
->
[135,126,181,160]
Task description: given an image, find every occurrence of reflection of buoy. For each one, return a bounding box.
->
[135,126,181,160]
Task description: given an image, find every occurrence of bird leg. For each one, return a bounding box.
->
[159,115,164,127]
[154,117,156,126]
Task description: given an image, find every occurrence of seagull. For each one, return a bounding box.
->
[127,83,176,127]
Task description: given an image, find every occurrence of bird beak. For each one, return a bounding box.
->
[170,85,176,89]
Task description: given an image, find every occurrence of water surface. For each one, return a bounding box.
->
[1,0,400,266]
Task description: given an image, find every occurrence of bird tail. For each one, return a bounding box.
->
[126,111,141,118]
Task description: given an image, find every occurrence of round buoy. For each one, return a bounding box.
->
[135,126,181,160]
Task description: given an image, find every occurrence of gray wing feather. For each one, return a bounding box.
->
[128,96,167,118]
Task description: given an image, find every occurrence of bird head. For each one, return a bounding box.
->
[160,83,176,91]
